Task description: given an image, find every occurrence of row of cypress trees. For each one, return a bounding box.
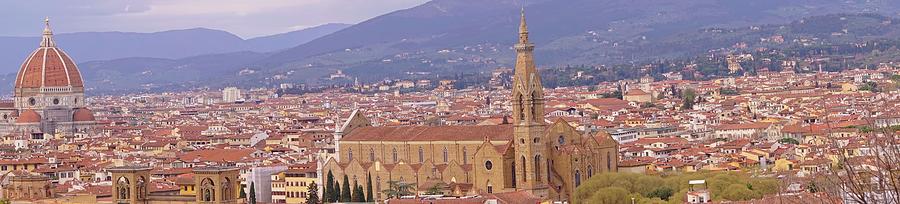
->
[321,170,375,203]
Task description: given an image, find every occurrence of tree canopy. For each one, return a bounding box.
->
[573,172,779,204]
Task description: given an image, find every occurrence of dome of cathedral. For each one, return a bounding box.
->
[16,110,41,124]
[73,108,95,122]
[14,18,84,90]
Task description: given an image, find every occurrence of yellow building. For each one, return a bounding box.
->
[0,158,46,172]
[772,158,795,172]
[323,10,618,202]
[175,173,197,196]
[284,168,318,204]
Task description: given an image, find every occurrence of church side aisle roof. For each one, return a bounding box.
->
[341,125,513,142]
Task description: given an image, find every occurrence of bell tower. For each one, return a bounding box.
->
[511,8,549,197]
[109,166,151,204]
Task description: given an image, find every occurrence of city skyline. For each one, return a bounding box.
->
[0,1,898,204]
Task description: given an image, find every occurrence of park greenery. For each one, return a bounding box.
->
[573,172,780,204]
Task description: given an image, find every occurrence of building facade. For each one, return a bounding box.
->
[0,18,95,141]
[223,87,242,103]
[321,11,618,202]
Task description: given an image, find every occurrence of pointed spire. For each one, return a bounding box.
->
[519,8,528,33]
[40,17,56,47]
[518,8,529,44]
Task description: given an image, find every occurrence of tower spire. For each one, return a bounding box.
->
[40,17,55,47]
[510,6,549,196]
[518,8,529,44]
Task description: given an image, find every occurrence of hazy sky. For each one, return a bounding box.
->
[0,0,430,38]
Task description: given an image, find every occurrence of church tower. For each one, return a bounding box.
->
[511,8,549,197]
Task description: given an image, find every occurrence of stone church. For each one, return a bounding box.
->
[322,10,619,202]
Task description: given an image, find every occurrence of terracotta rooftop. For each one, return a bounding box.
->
[341,125,513,142]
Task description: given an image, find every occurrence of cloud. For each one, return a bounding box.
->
[0,0,429,38]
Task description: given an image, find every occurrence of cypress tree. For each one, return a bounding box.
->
[352,181,365,202]
[325,171,334,203]
[341,175,352,202]
[366,173,374,202]
[306,182,319,204]
[249,182,257,204]
[240,184,246,198]
[333,180,341,203]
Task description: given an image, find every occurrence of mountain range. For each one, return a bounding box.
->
[0,23,351,74]
[4,0,900,94]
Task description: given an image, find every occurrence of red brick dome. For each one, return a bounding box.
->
[73,108,95,122]
[14,19,83,89]
[16,110,41,123]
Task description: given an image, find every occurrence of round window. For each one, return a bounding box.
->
[28,98,36,106]
[485,160,493,170]
[2,114,7,120]
[53,98,60,105]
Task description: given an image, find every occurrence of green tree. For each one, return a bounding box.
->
[249,182,257,204]
[324,171,334,203]
[586,187,629,204]
[424,183,447,195]
[307,182,320,204]
[720,184,757,201]
[352,181,365,202]
[333,180,341,203]
[382,180,414,199]
[366,172,374,202]
[341,175,352,202]
[645,186,674,200]
[749,179,779,196]
[681,88,696,110]
[240,183,246,199]
[778,137,800,145]
[575,172,778,203]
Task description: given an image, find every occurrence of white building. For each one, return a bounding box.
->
[223,87,243,103]
[246,165,288,203]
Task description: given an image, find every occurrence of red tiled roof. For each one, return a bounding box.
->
[342,125,513,142]
[178,148,256,163]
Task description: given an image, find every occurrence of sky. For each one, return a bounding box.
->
[0,0,430,39]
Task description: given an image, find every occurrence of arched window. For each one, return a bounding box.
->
[442,147,449,163]
[534,155,542,184]
[376,176,382,199]
[369,148,375,162]
[517,95,525,120]
[201,178,215,202]
[575,170,582,187]
[486,181,494,193]
[418,147,425,163]
[521,156,527,181]
[136,176,147,200]
[116,177,130,200]
[392,148,398,163]
[588,165,594,177]
[531,92,538,119]
[348,148,353,161]
[222,177,232,200]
